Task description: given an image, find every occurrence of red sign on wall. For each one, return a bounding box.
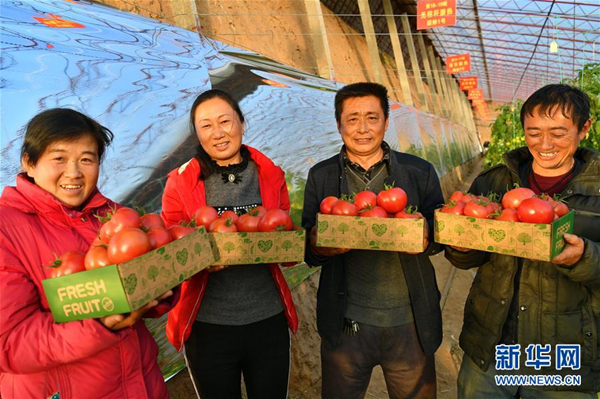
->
[417,0,457,30]
[459,76,478,91]
[446,54,470,74]
[468,88,483,101]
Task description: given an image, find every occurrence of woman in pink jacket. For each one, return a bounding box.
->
[0,108,172,399]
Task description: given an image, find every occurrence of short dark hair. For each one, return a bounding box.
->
[520,84,590,131]
[189,89,246,179]
[21,108,114,166]
[334,82,389,125]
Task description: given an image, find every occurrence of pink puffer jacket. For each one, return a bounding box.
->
[0,174,169,399]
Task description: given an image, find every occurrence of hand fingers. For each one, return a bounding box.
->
[101,314,124,328]
[155,290,173,302]
[207,265,228,273]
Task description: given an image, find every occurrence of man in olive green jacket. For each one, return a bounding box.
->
[446,84,600,397]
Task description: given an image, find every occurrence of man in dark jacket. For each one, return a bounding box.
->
[446,84,600,397]
[302,82,444,399]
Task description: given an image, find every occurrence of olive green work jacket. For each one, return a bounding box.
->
[446,147,600,392]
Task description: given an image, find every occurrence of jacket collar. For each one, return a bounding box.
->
[0,173,110,222]
[503,146,600,195]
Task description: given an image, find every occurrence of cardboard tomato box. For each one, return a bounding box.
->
[434,209,574,261]
[316,213,425,252]
[208,227,306,265]
[42,228,214,323]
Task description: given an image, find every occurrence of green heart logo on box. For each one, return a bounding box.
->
[435,221,445,232]
[318,221,328,233]
[372,224,387,237]
[488,229,506,242]
[258,240,273,252]
[176,249,188,266]
[124,274,138,295]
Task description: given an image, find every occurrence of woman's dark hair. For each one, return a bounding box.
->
[21,108,114,166]
[334,82,389,125]
[189,89,245,179]
[520,84,590,131]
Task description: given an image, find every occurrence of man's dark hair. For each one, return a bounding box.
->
[21,108,114,166]
[334,82,389,125]
[189,89,246,179]
[520,84,590,131]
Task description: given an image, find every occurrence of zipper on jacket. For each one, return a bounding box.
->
[180,290,203,352]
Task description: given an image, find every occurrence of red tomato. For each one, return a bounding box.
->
[107,228,152,264]
[440,201,466,215]
[168,225,197,240]
[517,198,555,224]
[209,217,239,233]
[489,201,502,213]
[248,206,268,218]
[360,206,388,218]
[193,205,219,229]
[140,213,165,230]
[330,200,359,217]
[495,208,520,222]
[377,187,408,214]
[502,187,535,210]
[84,246,111,270]
[147,226,172,249]
[91,235,104,248]
[99,219,119,244]
[236,212,261,232]
[258,209,293,232]
[354,191,377,211]
[394,210,423,219]
[449,191,465,203]
[220,210,239,223]
[553,201,569,217]
[464,201,494,219]
[48,251,86,278]
[111,207,141,231]
[320,196,339,214]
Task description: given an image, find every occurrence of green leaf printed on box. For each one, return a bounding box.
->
[157,247,166,255]
[194,243,202,255]
[338,223,350,234]
[397,225,408,236]
[517,233,532,246]
[372,224,387,237]
[147,266,159,282]
[435,220,445,232]
[124,273,138,294]
[223,242,236,253]
[282,240,292,251]
[454,225,465,236]
[176,249,188,266]
[488,229,506,242]
[318,221,328,233]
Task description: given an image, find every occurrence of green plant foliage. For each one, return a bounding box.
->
[483,101,525,169]
[563,62,600,151]
[484,63,600,170]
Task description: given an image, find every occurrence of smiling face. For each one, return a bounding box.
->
[194,97,244,166]
[338,95,389,166]
[523,106,590,176]
[22,134,100,209]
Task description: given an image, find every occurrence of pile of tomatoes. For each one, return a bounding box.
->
[441,187,569,224]
[193,205,294,233]
[48,207,175,278]
[319,186,421,219]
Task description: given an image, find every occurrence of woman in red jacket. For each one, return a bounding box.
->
[0,109,172,399]
[162,89,298,399]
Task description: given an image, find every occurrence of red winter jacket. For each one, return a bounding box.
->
[162,145,298,351]
[0,174,169,399]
